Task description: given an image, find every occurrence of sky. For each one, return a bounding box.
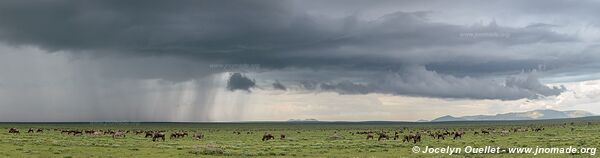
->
[0,0,600,121]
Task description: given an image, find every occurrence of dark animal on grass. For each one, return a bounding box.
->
[85,130,95,135]
[145,131,154,138]
[453,131,464,139]
[170,133,178,139]
[193,133,204,140]
[36,129,43,133]
[366,133,374,140]
[72,130,83,136]
[403,133,422,143]
[481,130,490,134]
[175,132,188,138]
[113,131,126,138]
[262,133,275,141]
[280,134,286,140]
[8,128,19,134]
[152,132,166,142]
[435,133,446,140]
[378,133,390,141]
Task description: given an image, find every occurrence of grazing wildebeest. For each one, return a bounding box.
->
[113,131,126,138]
[27,128,34,133]
[500,130,510,136]
[72,130,83,136]
[36,128,43,133]
[145,131,154,138]
[170,131,188,139]
[378,132,389,141]
[481,130,490,134]
[280,134,286,140]
[403,133,422,143]
[474,132,479,135]
[92,131,102,136]
[429,132,445,140]
[177,132,188,138]
[193,133,204,140]
[262,133,275,141]
[453,131,464,139]
[152,132,166,142]
[366,133,374,140]
[8,128,19,134]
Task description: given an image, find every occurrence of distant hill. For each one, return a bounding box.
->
[431,109,595,122]
[287,118,319,122]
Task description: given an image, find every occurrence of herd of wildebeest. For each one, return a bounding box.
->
[4,122,593,144]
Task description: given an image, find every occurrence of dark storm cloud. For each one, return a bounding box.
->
[288,66,566,100]
[226,73,256,92]
[0,0,577,71]
[272,81,287,90]
[0,0,589,100]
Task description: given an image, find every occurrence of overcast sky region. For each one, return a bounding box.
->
[1,0,600,121]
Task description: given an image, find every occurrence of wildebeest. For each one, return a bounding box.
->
[262,133,275,141]
[453,131,464,139]
[403,133,422,143]
[500,130,510,136]
[113,131,126,138]
[84,130,95,135]
[8,128,19,134]
[176,132,188,138]
[72,130,83,136]
[431,132,445,140]
[170,131,188,139]
[366,133,374,140]
[193,133,204,140]
[92,131,102,136]
[152,132,166,142]
[36,128,43,133]
[280,134,286,140]
[378,132,389,141]
[393,133,400,140]
[145,131,154,138]
[481,130,490,134]
[27,128,34,133]
[170,133,178,139]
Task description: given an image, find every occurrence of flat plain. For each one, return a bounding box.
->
[1,117,600,158]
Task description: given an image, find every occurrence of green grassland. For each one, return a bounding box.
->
[1,117,600,158]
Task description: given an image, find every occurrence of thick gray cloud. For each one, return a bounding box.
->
[226,73,256,92]
[0,0,581,73]
[273,81,287,90]
[292,66,565,100]
[0,0,594,101]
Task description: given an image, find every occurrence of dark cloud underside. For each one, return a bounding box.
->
[0,0,589,100]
